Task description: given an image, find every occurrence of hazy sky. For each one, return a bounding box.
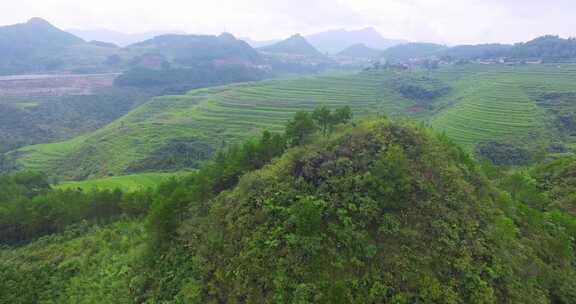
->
[1,0,575,44]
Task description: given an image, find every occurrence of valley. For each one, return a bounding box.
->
[2,10,576,303]
[9,63,576,181]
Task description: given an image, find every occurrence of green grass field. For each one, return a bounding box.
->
[56,171,189,192]
[11,63,576,179]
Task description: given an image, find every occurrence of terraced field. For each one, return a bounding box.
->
[13,71,416,179]
[431,64,576,148]
[11,63,576,180]
[56,171,189,192]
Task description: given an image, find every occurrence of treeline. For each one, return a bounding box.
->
[0,87,155,154]
[3,107,576,303]
[146,105,353,247]
[114,64,266,95]
[384,35,576,63]
[0,172,154,245]
[136,106,353,299]
[139,117,576,302]
[0,106,353,247]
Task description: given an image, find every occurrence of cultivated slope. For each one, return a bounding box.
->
[12,64,576,179]
[14,71,414,178]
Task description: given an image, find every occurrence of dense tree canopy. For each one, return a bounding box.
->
[1,111,576,304]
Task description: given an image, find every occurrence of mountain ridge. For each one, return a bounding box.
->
[306,27,406,54]
[259,34,323,57]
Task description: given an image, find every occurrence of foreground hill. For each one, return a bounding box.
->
[9,63,576,179]
[151,119,574,302]
[3,119,575,302]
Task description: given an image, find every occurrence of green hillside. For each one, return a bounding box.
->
[13,71,415,179]
[2,117,576,303]
[431,64,576,147]
[11,63,576,179]
[0,220,145,303]
[139,119,576,302]
[56,171,189,192]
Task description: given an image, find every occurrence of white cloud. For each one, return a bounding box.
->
[0,0,574,44]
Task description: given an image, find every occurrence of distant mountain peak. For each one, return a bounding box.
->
[360,27,378,32]
[305,27,406,54]
[287,34,306,41]
[219,32,237,40]
[26,17,53,28]
[259,34,323,56]
[27,17,50,24]
[337,43,382,58]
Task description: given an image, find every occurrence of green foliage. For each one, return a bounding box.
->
[114,65,265,93]
[0,171,154,245]
[389,74,451,105]
[0,87,155,154]
[510,35,576,62]
[145,130,287,241]
[286,111,316,146]
[134,119,576,303]
[475,140,533,166]
[368,144,412,207]
[530,156,576,215]
[0,219,145,304]
[57,171,187,192]
[3,117,576,303]
[312,105,333,135]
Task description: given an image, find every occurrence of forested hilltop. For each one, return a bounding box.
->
[1,109,575,303]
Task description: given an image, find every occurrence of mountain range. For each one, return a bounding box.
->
[337,43,382,58]
[258,34,323,57]
[306,27,405,54]
[0,18,268,75]
[246,27,405,54]
[0,18,120,74]
[69,29,186,47]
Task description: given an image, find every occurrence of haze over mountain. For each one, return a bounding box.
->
[258,34,323,57]
[247,27,405,54]
[337,43,382,59]
[306,27,405,54]
[128,32,262,65]
[69,29,186,47]
[242,37,280,48]
[0,17,110,74]
[0,17,84,48]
